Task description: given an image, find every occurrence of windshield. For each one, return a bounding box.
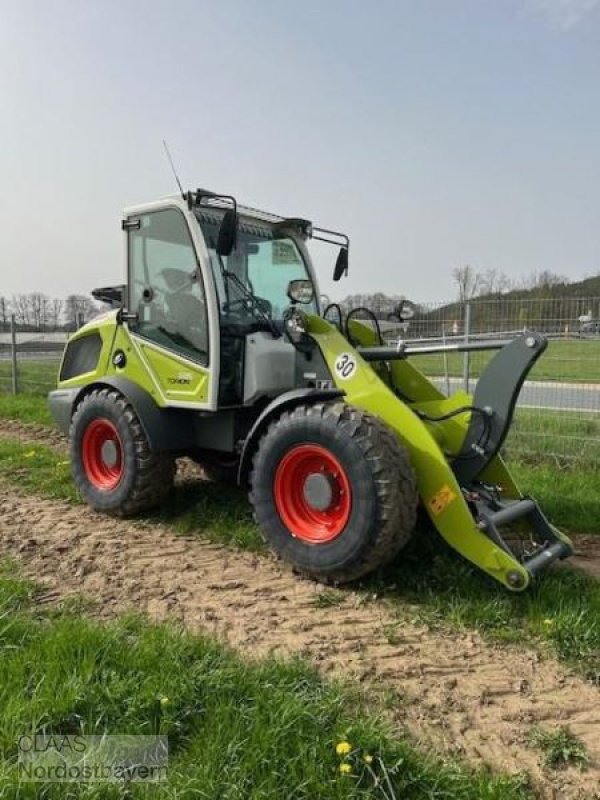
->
[196,214,318,320]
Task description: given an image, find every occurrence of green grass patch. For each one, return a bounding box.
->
[526,726,589,771]
[310,589,347,609]
[0,393,53,426]
[0,566,533,799]
[0,440,76,502]
[1,437,599,687]
[155,480,263,551]
[508,408,600,464]
[409,339,600,383]
[511,461,600,533]
[0,359,59,396]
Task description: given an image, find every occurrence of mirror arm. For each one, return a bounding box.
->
[116,309,139,325]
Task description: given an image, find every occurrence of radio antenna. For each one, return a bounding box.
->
[162,139,184,196]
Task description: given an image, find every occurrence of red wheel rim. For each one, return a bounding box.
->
[81,418,124,490]
[273,444,352,544]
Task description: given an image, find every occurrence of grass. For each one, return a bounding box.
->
[0,440,77,502]
[0,359,59,396]
[310,590,347,609]
[1,437,599,687]
[408,338,600,383]
[526,726,589,771]
[0,565,534,799]
[508,408,600,464]
[0,393,53,426]
[511,461,600,533]
[1,340,599,394]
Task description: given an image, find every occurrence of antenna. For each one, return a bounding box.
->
[162,139,184,196]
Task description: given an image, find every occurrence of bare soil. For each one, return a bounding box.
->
[1,418,600,798]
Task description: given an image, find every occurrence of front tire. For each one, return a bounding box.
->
[70,388,175,516]
[250,402,418,583]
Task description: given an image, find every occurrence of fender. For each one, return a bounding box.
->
[50,377,192,452]
[237,387,344,485]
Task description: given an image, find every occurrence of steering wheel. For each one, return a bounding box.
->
[223,297,254,314]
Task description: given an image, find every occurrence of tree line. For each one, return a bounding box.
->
[0,294,101,332]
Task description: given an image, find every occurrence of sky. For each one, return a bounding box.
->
[1,0,599,303]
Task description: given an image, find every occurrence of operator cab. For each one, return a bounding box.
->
[121,191,348,411]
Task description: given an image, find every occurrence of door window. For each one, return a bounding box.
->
[128,208,209,365]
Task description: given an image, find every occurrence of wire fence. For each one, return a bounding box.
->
[0,321,65,395]
[377,296,600,466]
[1,299,599,465]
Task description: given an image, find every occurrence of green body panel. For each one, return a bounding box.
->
[307,315,572,591]
[57,307,571,591]
[57,312,211,408]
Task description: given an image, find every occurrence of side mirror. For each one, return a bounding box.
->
[395,300,416,320]
[287,279,314,305]
[216,209,238,256]
[333,247,348,281]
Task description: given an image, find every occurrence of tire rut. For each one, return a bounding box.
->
[1,485,600,799]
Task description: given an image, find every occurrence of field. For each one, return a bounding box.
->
[0,389,599,798]
[0,357,60,394]
[408,338,600,383]
[2,338,600,399]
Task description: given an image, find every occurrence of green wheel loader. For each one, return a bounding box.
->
[49,188,572,590]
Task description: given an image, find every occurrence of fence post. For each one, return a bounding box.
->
[10,314,18,395]
[463,301,471,393]
[441,325,450,396]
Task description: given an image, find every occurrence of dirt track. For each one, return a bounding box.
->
[1,419,600,798]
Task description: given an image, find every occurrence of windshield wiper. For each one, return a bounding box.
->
[222,270,281,338]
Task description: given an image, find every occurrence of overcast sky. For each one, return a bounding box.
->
[1,0,599,303]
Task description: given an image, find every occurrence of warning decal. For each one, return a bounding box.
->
[428,485,457,516]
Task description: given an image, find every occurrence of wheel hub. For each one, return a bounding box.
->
[273,444,352,544]
[303,472,335,511]
[100,440,119,468]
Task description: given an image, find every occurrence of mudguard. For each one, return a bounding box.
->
[237,388,344,484]
[52,377,193,452]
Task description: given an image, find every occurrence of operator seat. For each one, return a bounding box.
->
[160,268,208,356]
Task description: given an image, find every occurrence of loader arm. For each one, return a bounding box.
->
[306,315,572,591]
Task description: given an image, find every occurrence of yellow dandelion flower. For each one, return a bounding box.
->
[363,753,374,764]
[159,696,170,707]
[339,763,352,775]
[336,741,352,756]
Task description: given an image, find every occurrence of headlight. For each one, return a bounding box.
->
[284,308,307,343]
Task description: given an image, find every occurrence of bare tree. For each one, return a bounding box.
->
[519,270,567,292]
[48,297,64,331]
[453,265,481,303]
[0,296,10,330]
[65,294,97,328]
[11,294,31,327]
[27,293,50,330]
[476,269,512,296]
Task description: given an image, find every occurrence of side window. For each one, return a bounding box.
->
[128,209,209,365]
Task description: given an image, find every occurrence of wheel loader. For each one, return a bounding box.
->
[48,188,573,590]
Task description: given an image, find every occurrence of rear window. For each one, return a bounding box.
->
[60,333,102,381]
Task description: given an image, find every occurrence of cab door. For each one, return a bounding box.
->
[124,206,213,408]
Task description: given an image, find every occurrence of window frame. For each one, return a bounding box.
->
[126,206,210,367]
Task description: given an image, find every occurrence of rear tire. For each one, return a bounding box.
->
[250,402,418,583]
[70,388,175,516]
